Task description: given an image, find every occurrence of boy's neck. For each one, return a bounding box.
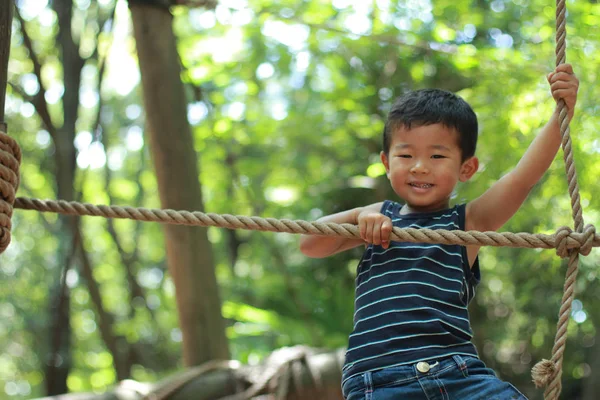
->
[400,200,452,215]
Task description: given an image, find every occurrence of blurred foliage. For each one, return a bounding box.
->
[1,0,600,399]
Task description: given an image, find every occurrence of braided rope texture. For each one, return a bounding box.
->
[0,131,21,254]
[7,197,599,255]
[529,0,585,398]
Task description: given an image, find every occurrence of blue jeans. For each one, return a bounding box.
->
[342,355,527,400]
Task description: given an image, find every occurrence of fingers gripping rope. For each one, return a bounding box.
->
[0,131,21,254]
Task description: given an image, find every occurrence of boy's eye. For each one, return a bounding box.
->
[431,155,446,159]
[397,154,412,158]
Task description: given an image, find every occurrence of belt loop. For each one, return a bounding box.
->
[452,355,468,378]
[363,371,373,393]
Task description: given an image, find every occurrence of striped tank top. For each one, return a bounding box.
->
[342,201,481,385]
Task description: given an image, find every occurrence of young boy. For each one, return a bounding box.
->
[300,64,578,399]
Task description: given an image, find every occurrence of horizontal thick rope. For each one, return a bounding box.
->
[12,197,598,255]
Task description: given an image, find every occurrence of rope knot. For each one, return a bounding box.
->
[554,225,597,258]
[555,226,572,258]
[579,224,596,256]
[531,358,557,388]
[0,131,22,254]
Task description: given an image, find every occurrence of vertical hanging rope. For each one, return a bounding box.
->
[0,1,16,255]
[554,0,584,233]
[0,131,21,253]
[531,0,588,398]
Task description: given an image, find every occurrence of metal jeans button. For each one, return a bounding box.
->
[416,361,430,373]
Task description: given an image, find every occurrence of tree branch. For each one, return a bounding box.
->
[72,4,118,204]
[84,2,117,69]
[13,7,57,138]
[101,129,158,320]
[53,0,85,139]
[74,224,131,380]
[99,132,175,371]
[0,0,12,124]
[32,348,345,400]
[7,81,56,137]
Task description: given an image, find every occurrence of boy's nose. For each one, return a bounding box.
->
[410,160,429,174]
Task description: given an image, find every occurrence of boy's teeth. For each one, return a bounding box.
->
[411,183,432,188]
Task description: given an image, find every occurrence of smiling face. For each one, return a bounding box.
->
[381,123,479,214]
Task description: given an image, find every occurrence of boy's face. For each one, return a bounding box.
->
[381,123,478,214]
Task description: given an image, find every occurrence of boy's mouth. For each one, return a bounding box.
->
[409,182,434,189]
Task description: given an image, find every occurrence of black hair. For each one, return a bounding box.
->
[383,89,478,161]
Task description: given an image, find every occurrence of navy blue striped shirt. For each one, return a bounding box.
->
[342,201,481,385]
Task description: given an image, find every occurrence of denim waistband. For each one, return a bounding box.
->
[342,354,473,394]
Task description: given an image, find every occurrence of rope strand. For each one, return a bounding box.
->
[9,197,599,254]
[530,0,586,398]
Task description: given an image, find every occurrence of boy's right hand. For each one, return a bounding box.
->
[357,209,393,249]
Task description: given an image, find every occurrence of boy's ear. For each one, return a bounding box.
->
[459,156,479,182]
[380,151,391,177]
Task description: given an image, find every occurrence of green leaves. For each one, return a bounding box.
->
[3,0,600,397]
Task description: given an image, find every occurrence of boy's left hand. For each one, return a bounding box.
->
[547,63,579,120]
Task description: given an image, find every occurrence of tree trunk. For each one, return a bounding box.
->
[31,347,345,400]
[0,0,11,124]
[129,3,229,366]
[76,225,131,380]
[45,0,83,393]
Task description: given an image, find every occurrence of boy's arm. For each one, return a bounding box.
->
[299,202,384,258]
[466,64,578,232]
